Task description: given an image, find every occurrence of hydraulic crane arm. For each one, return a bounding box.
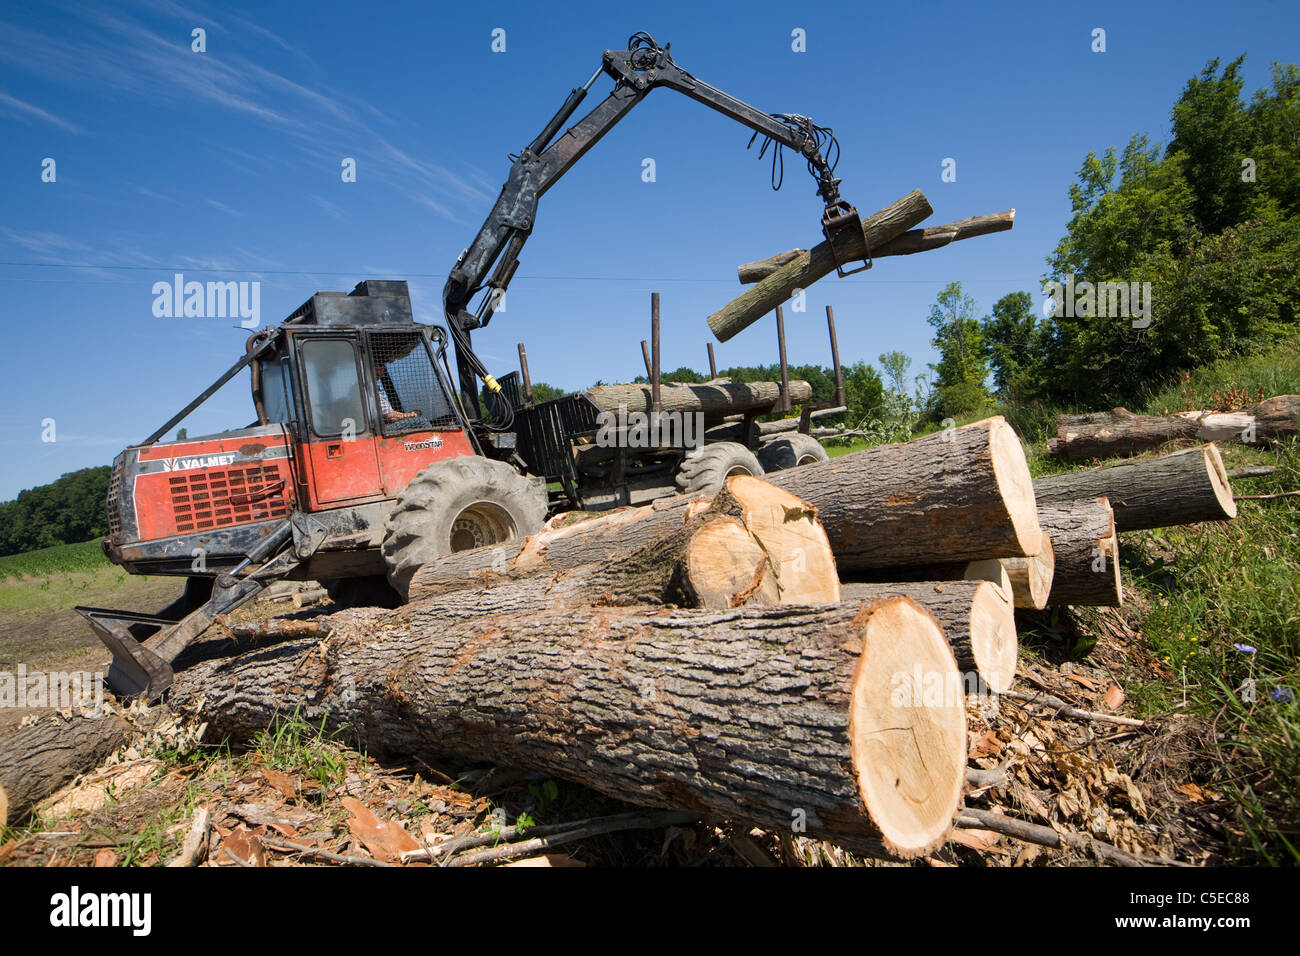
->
[443,32,864,416]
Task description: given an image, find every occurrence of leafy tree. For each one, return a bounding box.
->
[528,382,566,403]
[926,282,991,418]
[0,466,111,555]
[981,292,1046,400]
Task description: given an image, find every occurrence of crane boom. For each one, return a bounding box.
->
[443,32,863,417]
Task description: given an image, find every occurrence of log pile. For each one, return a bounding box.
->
[7,418,1246,860]
[1047,395,1300,460]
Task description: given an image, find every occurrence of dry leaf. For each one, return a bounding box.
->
[504,854,585,867]
[222,827,266,867]
[1103,685,1126,710]
[93,848,118,867]
[341,797,421,863]
[261,768,298,800]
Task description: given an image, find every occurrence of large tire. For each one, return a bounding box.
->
[382,456,548,600]
[757,433,830,472]
[322,576,402,609]
[674,442,764,495]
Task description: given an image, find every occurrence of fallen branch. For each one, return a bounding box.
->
[1001,689,1146,728]
[442,811,699,867]
[261,837,394,868]
[955,808,1185,867]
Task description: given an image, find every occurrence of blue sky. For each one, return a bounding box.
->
[1,0,1296,498]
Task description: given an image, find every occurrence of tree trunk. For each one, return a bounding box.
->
[840,580,1017,693]
[1038,499,1122,607]
[736,210,1015,283]
[764,417,1042,571]
[1034,445,1237,531]
[585,380,811,418]
[1048,396,1300,459]
[408,475,839,607]
[1000,531,1056,610]
[168,597,967,860]
[847,557,1011,599]
[708,190,933,342]
[0,712,131,826]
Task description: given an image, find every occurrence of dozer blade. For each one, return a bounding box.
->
[75,606,177,699]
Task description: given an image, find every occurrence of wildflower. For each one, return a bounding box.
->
[1233,643,1257,654]
[1270,687,1294,703]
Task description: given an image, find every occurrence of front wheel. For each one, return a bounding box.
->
[381,456,548,600]
[757,433,829,472]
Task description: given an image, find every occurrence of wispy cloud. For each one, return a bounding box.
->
[0,91,82,133]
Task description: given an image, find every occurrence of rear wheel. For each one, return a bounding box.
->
[674,442,764,495]
[757,433,830,472]
[382,456,548,600]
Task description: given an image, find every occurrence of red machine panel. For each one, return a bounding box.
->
[134,429,296,540]
[376,429,475,492]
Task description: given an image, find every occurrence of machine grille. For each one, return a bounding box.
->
[169,464,290,533]
[106,456,124,537]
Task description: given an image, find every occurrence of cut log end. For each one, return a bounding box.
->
[1001,531,1056,610]
[684,518,779,608]
[850,596,965,857]
[989,418,1041,556]
[964,581,1018,694]
[722,474,840,604]
[1204,444,1238,521]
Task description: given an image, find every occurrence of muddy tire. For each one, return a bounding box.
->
[382,456,548,600]
[757,433,829,472]
[674,442,764,495]
[322,575,402,609]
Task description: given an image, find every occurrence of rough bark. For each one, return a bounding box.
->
[585,380,811,417]
[1048,396,1300,459]
[736,210,1015,283]
[1034,445,1237,532]
[839,581,1017,693]
[764,417,1042,570]
[0,712,131,826]
[1038,498,1122,607]
[408,475,839,607]
[1000,532,1056,610]
[847,557,1011,600]
[168,597,968,859]
[708,190,933,342]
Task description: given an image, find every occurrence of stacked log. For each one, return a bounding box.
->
[1037,498,1122,607]
[585,380,812,418]
[1034,445,1237,531]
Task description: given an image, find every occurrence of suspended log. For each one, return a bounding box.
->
[585,380,811,418]
[708,190,933,342]
[764,417,1042,571]
[169,597,968,860]
[1047,395,1300,459]
[408,475,838,606]
[1000,532,1056,610]
[848,557,1011,599]
[1039,498,1122,607]
[1034,445,1237,531]
[0,711,131,826]
[736,210,1016,283]
[839,580,1017,693]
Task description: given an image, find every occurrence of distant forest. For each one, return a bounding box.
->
[0,466,110,556]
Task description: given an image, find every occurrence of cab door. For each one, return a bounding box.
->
[296,337,383,506]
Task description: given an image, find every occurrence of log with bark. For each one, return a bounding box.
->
[847,557,1011,599]
[1047,396,1300,459]
[1034,445,1237,532]
[764,416,1042,571]
[707,190,934,342]
[736,210,1016,284]
[840,580,1017,693]
[408,475,838,606]
[1000,532,1056,610]
[168,597,968,859]
[1038,498,1122,607]
[0,711,131,826]
[586,380,811,419]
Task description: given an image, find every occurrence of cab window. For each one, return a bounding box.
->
[300,339,367,438]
